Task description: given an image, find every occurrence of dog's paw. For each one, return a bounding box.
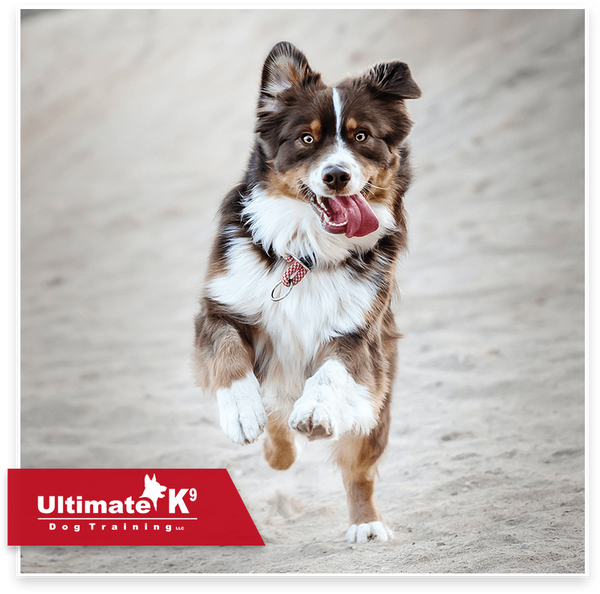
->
[216,373,267,445]
[346,521,394,544]
[288,399,335,440]
[289,359,376,440]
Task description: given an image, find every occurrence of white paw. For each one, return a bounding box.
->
[289,359,376,439]
[288,398,335,440]
[346,521,394,544]
[216,373,267,445]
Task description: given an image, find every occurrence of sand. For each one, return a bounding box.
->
[17,8,585,575]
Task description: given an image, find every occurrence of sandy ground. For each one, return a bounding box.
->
[18,8,585,574]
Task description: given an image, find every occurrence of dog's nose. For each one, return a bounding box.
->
[322,165,351,192]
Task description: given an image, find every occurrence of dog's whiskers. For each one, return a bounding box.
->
[366,181,392,192]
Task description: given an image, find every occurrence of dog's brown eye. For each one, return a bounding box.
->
[301,133,314,145]
[355,131,368,142]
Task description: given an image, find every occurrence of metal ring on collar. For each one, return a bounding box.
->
[270,280,294,302]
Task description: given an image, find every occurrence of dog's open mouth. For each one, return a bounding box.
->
[306,187,379,238]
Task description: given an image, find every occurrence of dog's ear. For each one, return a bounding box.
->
[362,61,421,100]
[258,42,320,111]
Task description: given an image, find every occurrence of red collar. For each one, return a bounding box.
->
[270,255,311,302]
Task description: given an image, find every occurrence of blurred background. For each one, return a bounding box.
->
[19,9,585,574]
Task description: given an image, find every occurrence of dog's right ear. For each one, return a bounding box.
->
[258,42,320,111]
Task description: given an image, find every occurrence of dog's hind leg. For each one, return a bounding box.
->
[334,395,394,544]
[263,416,297,470]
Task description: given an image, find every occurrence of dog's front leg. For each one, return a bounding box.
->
[194,305,267,445]
[288,359,377,441]
[215,373,266,445]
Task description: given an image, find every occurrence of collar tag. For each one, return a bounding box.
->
[270,254,311,302]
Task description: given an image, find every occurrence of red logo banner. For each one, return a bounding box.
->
[7,469,264,546]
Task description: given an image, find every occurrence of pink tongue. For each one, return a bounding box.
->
[327,194,379,238]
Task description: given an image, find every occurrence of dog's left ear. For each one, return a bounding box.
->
[363,61,421,100]
[258,41,321,111]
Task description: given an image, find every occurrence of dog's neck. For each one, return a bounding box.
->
[241,185,396,269]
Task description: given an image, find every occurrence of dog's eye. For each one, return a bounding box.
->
[301,133,314,145]
[355,131,368,142]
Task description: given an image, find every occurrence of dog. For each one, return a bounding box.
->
[193,41,420,544]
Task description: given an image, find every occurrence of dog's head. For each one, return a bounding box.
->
[254,42,420,239]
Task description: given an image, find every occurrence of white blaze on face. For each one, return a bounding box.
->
[307,87,365,197]
[332,86,344,140]
[305,88,382,239]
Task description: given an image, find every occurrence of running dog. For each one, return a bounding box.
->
[193,42,420,543]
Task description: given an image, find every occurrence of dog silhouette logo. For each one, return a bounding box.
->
[141,474,167,510]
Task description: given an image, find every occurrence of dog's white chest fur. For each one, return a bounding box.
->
[206,191,393,413]
[208,236,375,408]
